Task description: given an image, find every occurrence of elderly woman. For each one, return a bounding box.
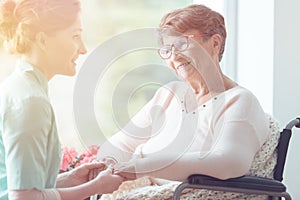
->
[98,4,277,199]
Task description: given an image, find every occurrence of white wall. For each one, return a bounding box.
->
[274,0,300,198]
[231,0,300,198]
[236,0,274,114]
[235,0,300,198]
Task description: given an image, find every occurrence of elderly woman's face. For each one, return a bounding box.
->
[158,28,214,80]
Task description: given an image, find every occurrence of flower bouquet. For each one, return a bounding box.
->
[60,144,100,172]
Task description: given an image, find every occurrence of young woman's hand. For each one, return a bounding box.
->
[94,166,124,194]
[71,162,107,185]
[57,162,106,188]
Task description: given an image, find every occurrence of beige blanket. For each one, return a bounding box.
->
[100,176,190,200]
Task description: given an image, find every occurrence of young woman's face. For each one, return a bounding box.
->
[44,14,87,77]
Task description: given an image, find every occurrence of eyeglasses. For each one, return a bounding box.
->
[157,34,209,59]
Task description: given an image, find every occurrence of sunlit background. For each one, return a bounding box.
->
[0,0,299,198]
[50,0,193,149]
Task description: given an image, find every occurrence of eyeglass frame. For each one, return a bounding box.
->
[157,33,210,60]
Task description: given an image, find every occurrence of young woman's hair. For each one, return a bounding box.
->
[0,0,81,54]
[159,4,227,61]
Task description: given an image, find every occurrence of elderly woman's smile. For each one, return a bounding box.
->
[176,61,191,70]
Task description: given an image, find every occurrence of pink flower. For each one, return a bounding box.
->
[60,145,100,171]
[76,155,95,166]
[60,147,78,171]
[76,145,100,167]
[81,145,100,157]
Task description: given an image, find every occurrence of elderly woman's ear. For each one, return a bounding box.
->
[210,34,222,57]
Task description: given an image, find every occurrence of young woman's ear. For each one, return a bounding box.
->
[35,32,47,51]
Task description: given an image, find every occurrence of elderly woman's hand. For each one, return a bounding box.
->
[101,156,118,167]
[113,159,137,181]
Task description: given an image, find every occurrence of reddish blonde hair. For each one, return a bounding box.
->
[0,0,81,54]
[159,4,226,61]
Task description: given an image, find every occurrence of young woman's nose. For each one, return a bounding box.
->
[79,39,87,55]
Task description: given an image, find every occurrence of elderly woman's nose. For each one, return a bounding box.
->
[170,47,180,60]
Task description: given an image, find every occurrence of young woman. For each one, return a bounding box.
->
[0,1,123,199]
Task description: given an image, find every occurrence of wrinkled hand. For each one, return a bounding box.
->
[113,160,137,181]
[101,157,118,168]
[94,166,124,194]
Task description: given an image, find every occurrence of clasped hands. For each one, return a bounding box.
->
[61,157,170,196]
[60,157,137,186]
[101,157,137,181]
[61,157,137,185]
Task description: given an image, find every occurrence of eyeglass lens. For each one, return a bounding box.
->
[158,36,189,59]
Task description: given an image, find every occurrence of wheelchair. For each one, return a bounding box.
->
[173,117,300,200]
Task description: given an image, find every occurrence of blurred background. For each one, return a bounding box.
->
[0,0,299,198]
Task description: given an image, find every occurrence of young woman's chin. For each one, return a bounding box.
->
[67,71,77,76]
[66,69,77,76]
[60,66,77,77]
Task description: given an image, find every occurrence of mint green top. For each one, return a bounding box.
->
[0,60,61,200]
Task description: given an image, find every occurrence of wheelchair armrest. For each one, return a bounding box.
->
[188,174,286,192]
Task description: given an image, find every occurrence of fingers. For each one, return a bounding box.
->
[113,171,136,181]
[113,174,125,183]
[105,165,113,173]
[88,169,93,181]
[88,168,101,181]
[96,165,113,177]
[84,161,106,170]
[89,161,134,183]
[102,157,117,167]
[113,162,128,172]
[88,162,107,181]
